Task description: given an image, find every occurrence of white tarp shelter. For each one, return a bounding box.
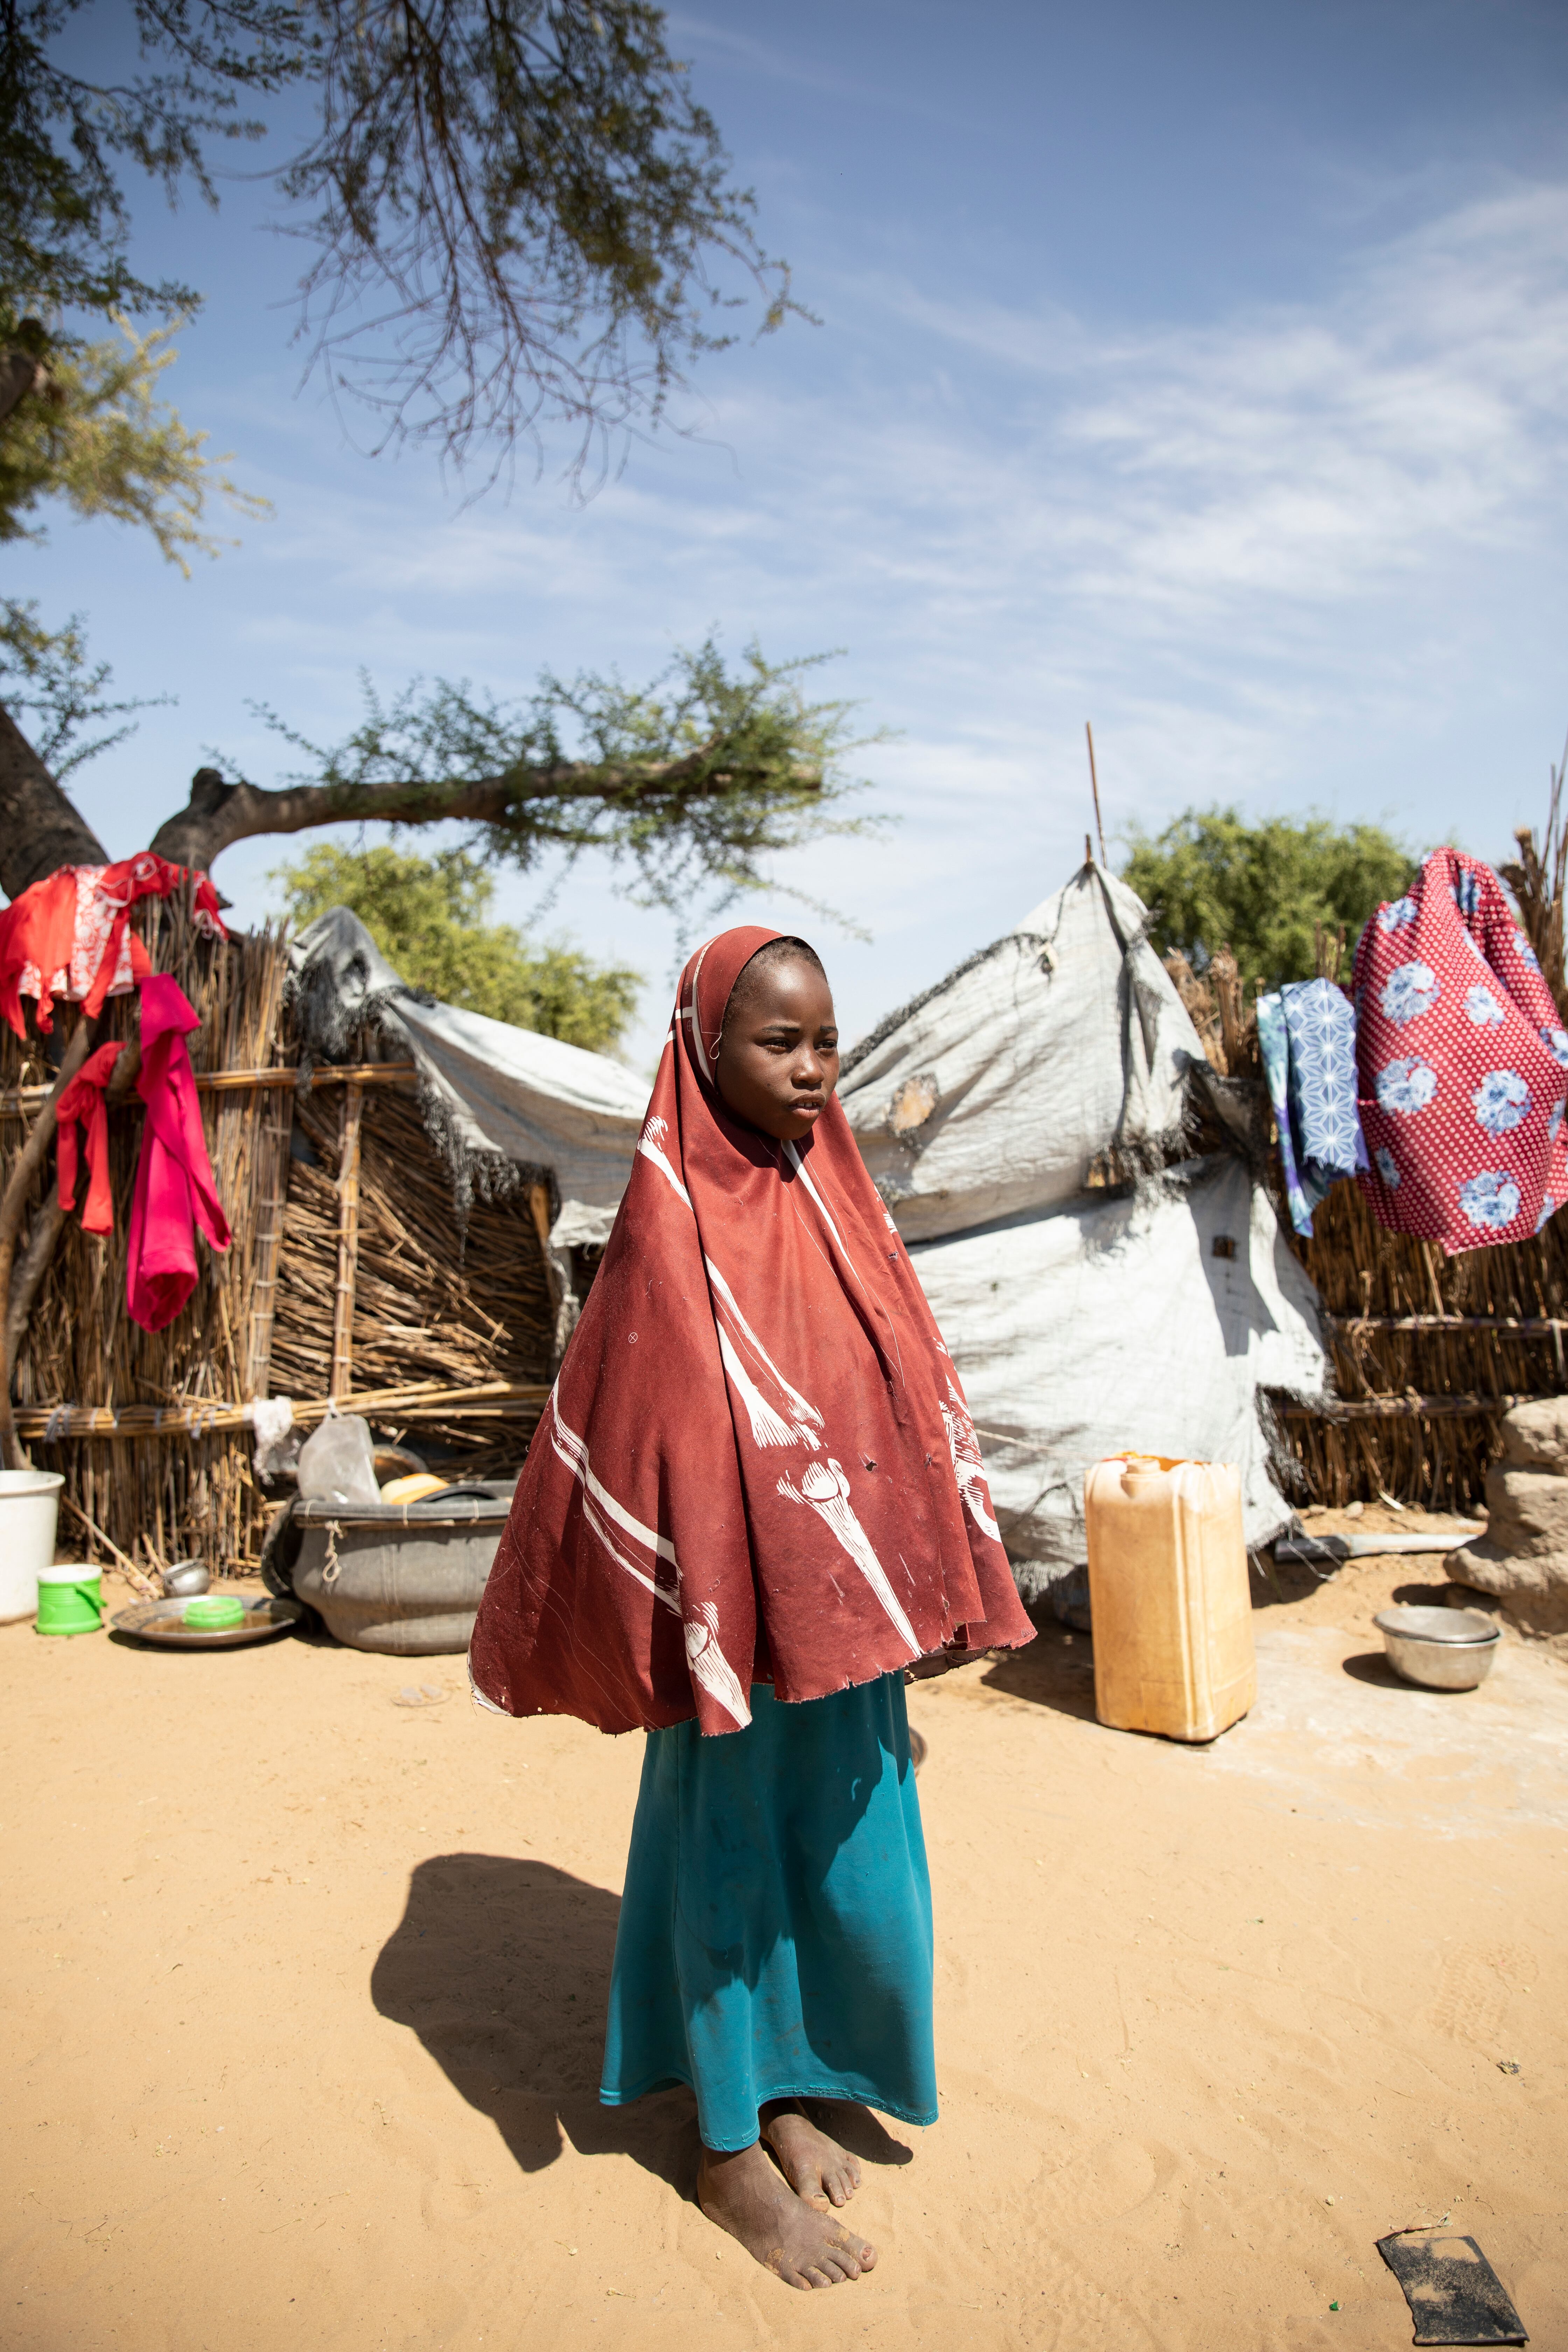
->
[289,909,645,1243]
[840,862,1328,1586]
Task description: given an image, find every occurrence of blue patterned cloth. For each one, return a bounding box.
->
[600,1673,937,2151]
[1257,979,1368,1237]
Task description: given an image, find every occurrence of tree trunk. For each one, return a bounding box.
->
[0,1014,98,1468]
[0,349,46,429]
[6,1184,64,1372]
[0,706,108,897]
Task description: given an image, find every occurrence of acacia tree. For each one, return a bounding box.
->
[0,636,865,908]
[0,0,822,898]
[1,0,795,480]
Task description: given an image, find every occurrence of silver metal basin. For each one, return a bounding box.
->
[291,1480,515,1654]
[1373,1604,1500,1691]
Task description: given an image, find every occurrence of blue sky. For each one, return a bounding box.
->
[17,0,1568,1061]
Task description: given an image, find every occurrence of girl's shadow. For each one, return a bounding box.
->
[370,1854,911,2197]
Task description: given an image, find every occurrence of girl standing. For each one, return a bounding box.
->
[471,926,1032,2289]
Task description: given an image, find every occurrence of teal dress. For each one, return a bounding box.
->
[600,1672,938,2151]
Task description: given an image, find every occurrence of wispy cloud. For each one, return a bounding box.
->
[52,178,1568,1049]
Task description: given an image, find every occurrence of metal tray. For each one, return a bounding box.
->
[112,1595,304,1648]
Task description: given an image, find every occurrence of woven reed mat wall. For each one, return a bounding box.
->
[1267,1176,1568,1514]
[269,1082,552,1475]
[2,895,293,1571]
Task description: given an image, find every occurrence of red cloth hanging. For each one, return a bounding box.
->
[55,1042,128,1236]
[469,925,1034,1740]
[1356,848,1568,1253]
[126,974,231,1331]
[0,854,226,1040]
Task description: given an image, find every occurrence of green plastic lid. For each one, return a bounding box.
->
[182,1594,246,1630]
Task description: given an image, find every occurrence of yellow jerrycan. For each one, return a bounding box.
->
[1084,1454,1255,1742]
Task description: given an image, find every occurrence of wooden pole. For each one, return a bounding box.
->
[14,1378,550,1441]
[1085,722,1108,867]
[0,1060,416,1118]
[330,1077,364,1402]
[245,1086,293,1400]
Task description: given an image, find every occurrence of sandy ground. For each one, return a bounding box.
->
[4,1534,1567,2352]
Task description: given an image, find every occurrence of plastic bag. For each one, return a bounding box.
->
[250,1395,299,1480]
[296,1412,379,1506]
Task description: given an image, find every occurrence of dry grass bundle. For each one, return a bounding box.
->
[1161,948,1265,1082]
[1501,746,1568,1021]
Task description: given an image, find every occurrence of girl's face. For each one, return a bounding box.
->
[715,956,840,1143]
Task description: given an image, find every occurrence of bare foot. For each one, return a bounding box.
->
[697,2140,876,2289]
[760,2100,862,2207]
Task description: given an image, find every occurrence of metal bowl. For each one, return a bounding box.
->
[1373,1604,1500,1691]
[161,1559,210,1598]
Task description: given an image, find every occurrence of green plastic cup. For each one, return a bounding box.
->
[182,1594,246,1631]
[35,1564,103,1637]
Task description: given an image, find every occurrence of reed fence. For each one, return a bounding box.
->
[1167,905,1568,1517]
[0,892,552,1575]
[1264,1174,1568,1515]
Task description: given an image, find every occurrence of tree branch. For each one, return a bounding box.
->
[147,743,813,869]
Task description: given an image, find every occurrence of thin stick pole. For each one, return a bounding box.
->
[1085,723,1108,867]
[330,1077,364,1402]
[58,1490,156,1594]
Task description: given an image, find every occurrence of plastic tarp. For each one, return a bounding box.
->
[289,908,645,1227]
[840,862,1208,1242]
[840,862,1328,1578]
[910,1155,1329,1583]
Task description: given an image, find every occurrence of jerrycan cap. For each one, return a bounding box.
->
[1113,1452,1185,1482]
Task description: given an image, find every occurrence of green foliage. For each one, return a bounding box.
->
[272,841,642,1053]
[0,306,264,559]
[1120,807,1416,989]
[253,637,879,932]
[0,596,169,776]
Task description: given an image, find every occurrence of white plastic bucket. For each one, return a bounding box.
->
[0,1470,65,1623]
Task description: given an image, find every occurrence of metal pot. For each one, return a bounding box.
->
[1373,1603,1500,1691]
[161,1559,210,1599]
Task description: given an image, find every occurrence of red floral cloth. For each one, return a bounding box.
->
[126,975,231,1331]
[470,925,1034,1738]
[1356,847,1568,1253]
[0,854,226,1039]
[55,1042,128,1236]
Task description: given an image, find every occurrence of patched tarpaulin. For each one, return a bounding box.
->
[908,1155,1328,1583]
[840,864,1329,1576]
[839,861,1207,1242]
[289,908,645,1226]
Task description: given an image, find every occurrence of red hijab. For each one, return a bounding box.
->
[469,926,1033,1735]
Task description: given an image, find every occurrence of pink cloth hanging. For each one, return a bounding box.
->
[56,1042,128,1236]
[127,974,231,1331]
